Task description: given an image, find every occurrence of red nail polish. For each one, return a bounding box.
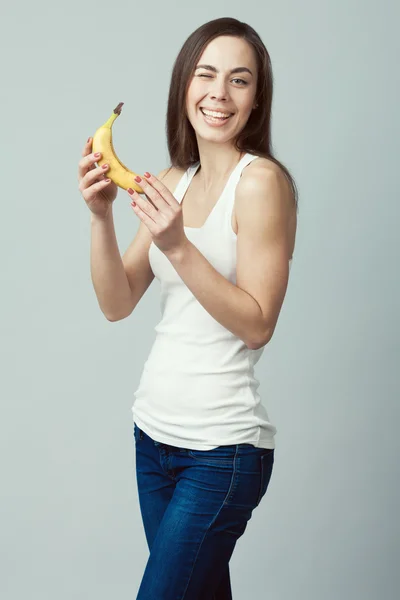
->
[127,188,134,194]
[144,172,150,178]
[134,175,141,183]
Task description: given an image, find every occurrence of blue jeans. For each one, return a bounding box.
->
[133,422,275,599]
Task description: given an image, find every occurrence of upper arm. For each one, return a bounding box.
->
[235,165,295,343]
[121,167,172,314]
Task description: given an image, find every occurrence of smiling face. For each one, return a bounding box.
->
[186,35,258,146]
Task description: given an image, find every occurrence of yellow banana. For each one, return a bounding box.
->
[92,102,144,193]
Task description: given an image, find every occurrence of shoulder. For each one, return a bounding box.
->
[157,166,187,194]
[238,157,291,199]
[236,156,295,217]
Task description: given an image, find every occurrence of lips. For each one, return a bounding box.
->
[200,107,234,117]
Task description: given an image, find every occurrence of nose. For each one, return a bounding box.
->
[210,76,229,102]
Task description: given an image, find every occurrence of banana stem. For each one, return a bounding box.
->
[103,102,124,129]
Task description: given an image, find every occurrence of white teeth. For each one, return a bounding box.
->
[201,108,232,119]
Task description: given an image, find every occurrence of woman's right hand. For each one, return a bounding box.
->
[78,137,118,219]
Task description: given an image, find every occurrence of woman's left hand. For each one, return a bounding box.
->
[127,173,188,255]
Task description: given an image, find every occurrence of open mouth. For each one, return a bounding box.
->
[200,108,234,123]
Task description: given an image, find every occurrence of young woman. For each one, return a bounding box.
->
[78,16,298,600]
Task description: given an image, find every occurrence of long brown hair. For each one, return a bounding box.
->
[166,17,299,210]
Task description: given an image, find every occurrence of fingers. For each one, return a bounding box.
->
[79,162,109,194]
[83,177,112,201]
[82,136,93,157]
[78,137,101,182]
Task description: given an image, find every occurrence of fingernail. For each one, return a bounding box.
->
[87,137,91,143]
[144,172,150,178]
[127,188,134,194]
[94,152,101,158]
[134,175,142,183]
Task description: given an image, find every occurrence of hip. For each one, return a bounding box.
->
[134,422,275,509]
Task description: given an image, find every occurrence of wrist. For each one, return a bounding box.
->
[90,210,112,225]
[163,237,191,263]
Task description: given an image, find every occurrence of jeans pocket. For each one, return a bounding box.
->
[188,446,235,465]
[256,450,275,506]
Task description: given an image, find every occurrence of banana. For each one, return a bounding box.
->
[92,102,144,193]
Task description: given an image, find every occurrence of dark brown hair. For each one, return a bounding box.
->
[165,17,299,210]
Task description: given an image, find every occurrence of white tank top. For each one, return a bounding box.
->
[131,152,293,450]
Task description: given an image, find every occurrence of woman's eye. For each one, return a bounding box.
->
[198,74,247,85]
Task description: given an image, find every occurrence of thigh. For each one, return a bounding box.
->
[136,442,274,600]
[134,424,233,599]
[133,422,175,550]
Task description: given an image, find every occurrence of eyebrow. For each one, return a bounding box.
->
[195,64,253,76]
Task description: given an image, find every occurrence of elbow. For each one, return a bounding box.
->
[246,324,274,350]
[103,301,134,322]
[105,301,136,322]
[104,311,127,322]
[246,338,269,351]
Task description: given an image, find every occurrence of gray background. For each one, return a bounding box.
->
[1,0,399,598]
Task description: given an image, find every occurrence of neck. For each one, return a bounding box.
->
[194,141,245,194]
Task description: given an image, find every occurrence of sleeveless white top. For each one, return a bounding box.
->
[131,153,293,450]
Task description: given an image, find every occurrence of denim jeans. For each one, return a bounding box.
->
[133,421,275,599]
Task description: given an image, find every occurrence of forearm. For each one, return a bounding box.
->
[90,212,132,320]
[164,240,267,349]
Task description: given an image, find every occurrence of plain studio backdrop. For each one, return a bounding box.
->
[1,0,399,599]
